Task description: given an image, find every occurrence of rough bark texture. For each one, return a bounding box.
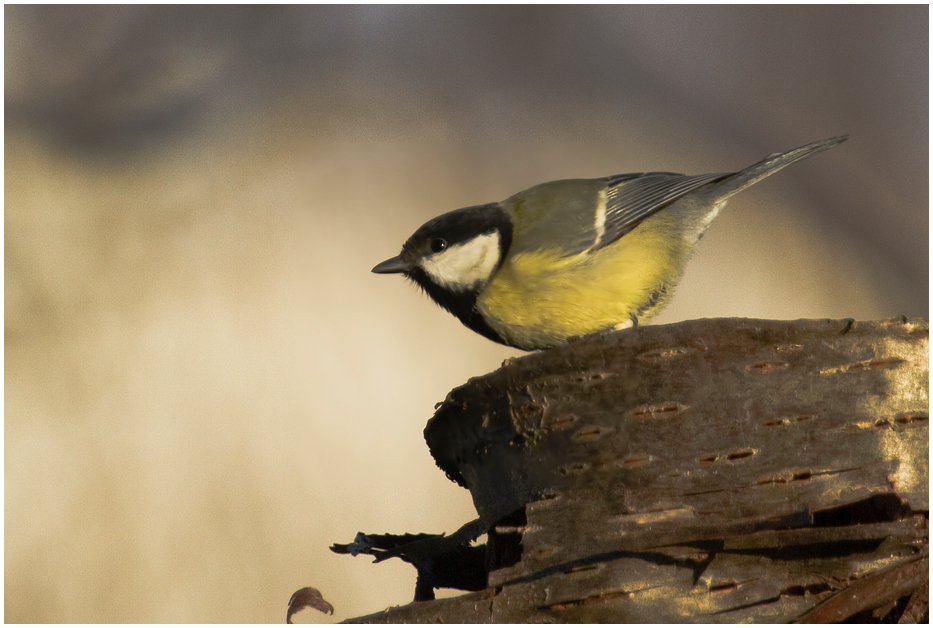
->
[342,318,928,623]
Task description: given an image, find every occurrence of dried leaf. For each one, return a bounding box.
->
[287,586,333,623]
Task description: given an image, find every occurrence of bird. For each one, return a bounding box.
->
[373,136,848,351]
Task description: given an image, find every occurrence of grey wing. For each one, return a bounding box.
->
[593,171,731,252]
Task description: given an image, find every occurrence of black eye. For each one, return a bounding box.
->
[430,238,447,253]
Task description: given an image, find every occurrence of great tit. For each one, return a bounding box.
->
[373,136,847,350]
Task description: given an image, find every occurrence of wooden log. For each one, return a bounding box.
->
[344,318,928,623]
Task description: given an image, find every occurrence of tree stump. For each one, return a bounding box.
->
[340,318,928,623]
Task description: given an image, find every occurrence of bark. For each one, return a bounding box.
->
[341,318,928,623]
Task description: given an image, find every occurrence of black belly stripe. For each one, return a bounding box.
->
[407,267,508,346]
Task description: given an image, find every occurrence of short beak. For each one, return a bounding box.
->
[372,255,412,274]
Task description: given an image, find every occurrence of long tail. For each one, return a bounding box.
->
[712,135,848,201]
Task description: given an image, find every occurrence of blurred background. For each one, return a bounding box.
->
[4,5,927,623]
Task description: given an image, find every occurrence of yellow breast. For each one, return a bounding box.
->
[477,214,689,350]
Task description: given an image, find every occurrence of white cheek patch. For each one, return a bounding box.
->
[420,232,500,291]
